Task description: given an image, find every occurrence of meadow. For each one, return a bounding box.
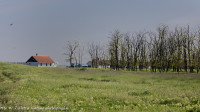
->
[1,62,200,112]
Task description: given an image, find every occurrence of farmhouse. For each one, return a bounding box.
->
[26,54,56,67]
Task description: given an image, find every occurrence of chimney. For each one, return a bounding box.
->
[36,53,38,56]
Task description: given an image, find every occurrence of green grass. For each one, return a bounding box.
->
[1,62,200,111]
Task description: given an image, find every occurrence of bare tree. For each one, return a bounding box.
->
[88,42,102,68]
[88,42,96,67]
[120,36,126,69]
[83,24,200,73]
[109,30,122,70]
[194,27,200,73]
[99,45,110,68]
[65,41,79,67]
[124,33,132,70]
[78,46,84,66]
[132,33,141,71]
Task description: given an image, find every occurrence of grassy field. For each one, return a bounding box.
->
[1,62,200,112]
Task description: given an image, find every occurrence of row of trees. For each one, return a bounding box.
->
[109,25,200,73]
[66,25,200,73]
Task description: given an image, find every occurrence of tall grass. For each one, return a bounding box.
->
[1,62,200,111]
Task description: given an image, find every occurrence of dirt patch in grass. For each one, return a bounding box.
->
[79,78,117,83]
[79,78,97,81]
[128,90,151,96]
[60,83,91,89]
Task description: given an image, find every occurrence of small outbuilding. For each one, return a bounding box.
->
[26,54,56,67]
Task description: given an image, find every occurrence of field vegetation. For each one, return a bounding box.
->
[1,62,200,111]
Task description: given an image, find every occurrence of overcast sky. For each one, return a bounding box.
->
[0,0,200,65]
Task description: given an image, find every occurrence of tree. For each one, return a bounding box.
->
[120,37,126,69]
[132,33,141,71]
[195,27,200,73]
[148,32,158,72]
[137,32,147,71]
[99,46,110,68]
[124,33,132,70]
[109,30,122,70]
[88,42,102,68]
[65,41,79,67]
[78,46,84,66]
[86,24,200,73]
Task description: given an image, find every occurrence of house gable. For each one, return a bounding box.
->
[26,56,37,63]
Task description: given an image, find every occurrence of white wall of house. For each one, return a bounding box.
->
[38,63,56,67]
[26,62,56,67]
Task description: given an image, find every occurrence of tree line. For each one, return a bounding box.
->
[66,25,200,73]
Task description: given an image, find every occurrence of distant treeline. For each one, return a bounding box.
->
[8,62,26,65]
[88,25,200,73]
[67,25,200,73]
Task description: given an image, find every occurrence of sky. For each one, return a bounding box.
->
[0,0,200,65]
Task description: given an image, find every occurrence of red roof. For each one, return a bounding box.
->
[33,56,55,63]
